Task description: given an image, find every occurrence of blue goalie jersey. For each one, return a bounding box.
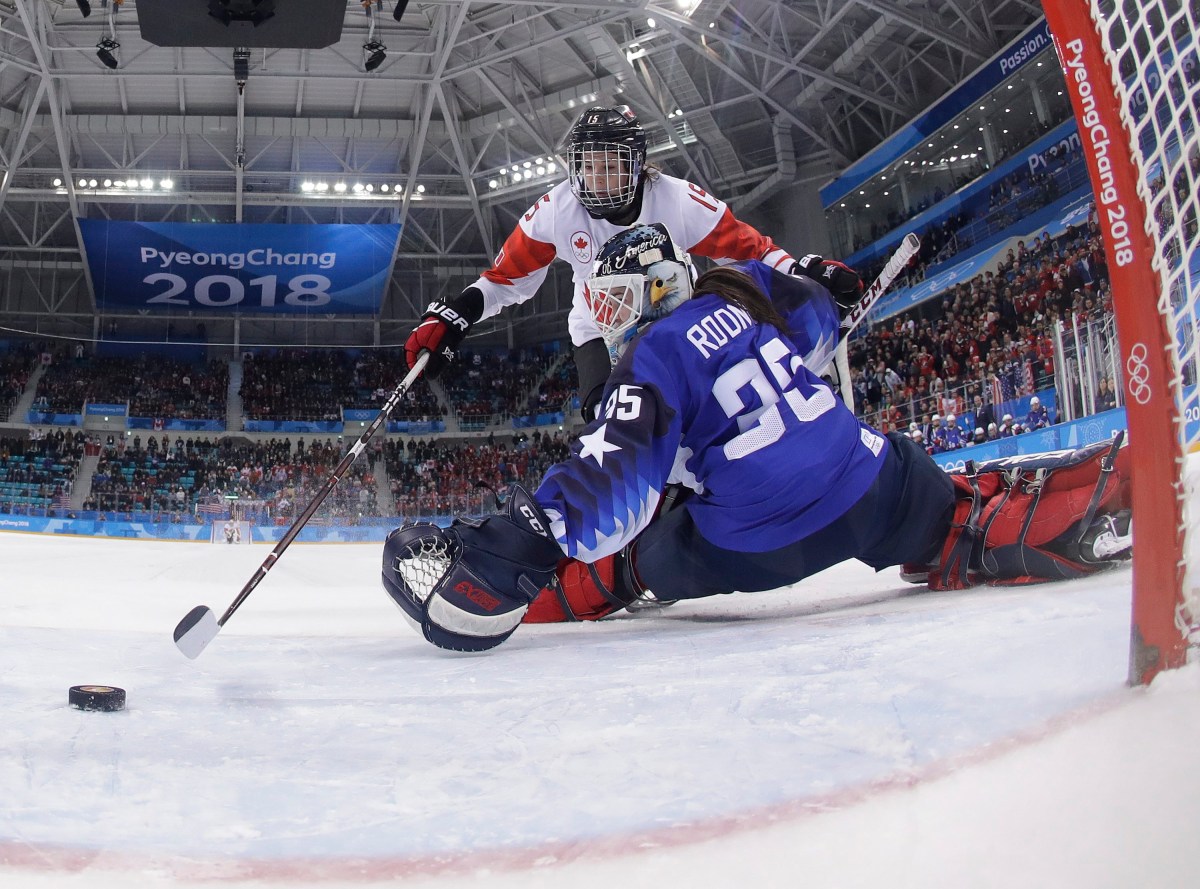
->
[536,261,889,561]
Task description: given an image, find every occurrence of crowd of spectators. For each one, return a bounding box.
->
[344,349,443,422]
[1,340,38,420]
[239,349,446,424]
[0,430,85,512]
[848,206,1112,440]
[239,350,355,422]
[382,430,571,517]
[85,434,378,523]
[438,348,575,425]
[32,351,226,419]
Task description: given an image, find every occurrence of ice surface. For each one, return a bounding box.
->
[0,531,1196,888]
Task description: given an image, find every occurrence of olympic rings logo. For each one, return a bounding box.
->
[1125,342,1152,405]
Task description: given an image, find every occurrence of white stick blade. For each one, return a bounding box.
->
[174,606,219,659]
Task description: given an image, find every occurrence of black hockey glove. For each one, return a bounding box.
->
[404,287,485,377]
[382,485,563,652]
[792,254,864,315]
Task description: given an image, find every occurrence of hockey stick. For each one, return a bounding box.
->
[839,232,921,335]
[173,351,431,659]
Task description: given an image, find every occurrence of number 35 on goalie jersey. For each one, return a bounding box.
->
[536,260,888,563]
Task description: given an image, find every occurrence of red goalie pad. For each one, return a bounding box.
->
[523,555,633,623]
[928,435,1131,591]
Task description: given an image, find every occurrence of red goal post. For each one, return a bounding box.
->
[1043,1,1197,684]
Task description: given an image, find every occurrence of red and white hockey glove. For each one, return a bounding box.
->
[404,288,484,376]
[792,254,864,313]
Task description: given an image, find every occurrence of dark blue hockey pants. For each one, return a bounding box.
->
[635,433,954,600]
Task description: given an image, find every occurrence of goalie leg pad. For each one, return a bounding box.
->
[928,435,1131,590]
[524,549,644,623]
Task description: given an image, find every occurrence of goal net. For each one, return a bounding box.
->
[1043,0,1199,683]
[210,520,252,545]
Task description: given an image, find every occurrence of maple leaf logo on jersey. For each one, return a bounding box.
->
[571,231,592,264]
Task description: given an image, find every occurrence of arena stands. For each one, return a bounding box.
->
[31,352,227,420]
[1,341,38,421]
[846,205,1111,451]
[438,346,575,430]
[382,431,570,518]
[0,430,84,514]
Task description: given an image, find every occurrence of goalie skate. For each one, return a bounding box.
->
[624,587,677,613]
[1077,510,1132,564]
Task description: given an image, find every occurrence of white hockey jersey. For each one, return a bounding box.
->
[469,173,795,346]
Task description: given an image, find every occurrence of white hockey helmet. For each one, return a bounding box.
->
[585,223,695,362]
[1030,396,1041,407]
[946,412,956,424]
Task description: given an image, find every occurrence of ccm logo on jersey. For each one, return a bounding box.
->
[425,301,471,331]
[518,504,547,536]
[454,580,501,612]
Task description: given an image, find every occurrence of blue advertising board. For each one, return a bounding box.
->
[79,221,400,314]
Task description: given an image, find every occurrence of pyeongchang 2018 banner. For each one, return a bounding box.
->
[79,220,400,314]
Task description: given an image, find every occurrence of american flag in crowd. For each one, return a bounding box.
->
[1023,359,1036,395]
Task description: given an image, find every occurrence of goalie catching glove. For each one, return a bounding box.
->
[382,485,562,651]
[792,254,864,315]
[403,287,485,376]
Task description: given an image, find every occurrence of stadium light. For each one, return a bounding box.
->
[363,41,387,72]
[96,37,120,69]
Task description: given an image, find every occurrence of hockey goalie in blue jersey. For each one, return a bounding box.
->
[383,224,1133,652]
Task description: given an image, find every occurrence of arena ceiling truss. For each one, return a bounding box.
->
[0,0,1041,345]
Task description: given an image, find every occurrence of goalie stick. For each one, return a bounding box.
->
[839,232,921,335]
[172,350,431,659]
[827,232,920,409]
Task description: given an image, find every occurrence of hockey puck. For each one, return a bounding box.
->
[68,685,126,712]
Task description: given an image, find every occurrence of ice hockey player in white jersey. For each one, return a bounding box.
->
[384,225,1133,652]
[403,104,863,419]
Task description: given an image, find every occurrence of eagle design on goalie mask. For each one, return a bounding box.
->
[584,223,696,363]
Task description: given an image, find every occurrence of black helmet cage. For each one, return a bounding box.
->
[564,106,648,214]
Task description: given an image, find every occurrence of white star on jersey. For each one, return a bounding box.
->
[577,423,621,467]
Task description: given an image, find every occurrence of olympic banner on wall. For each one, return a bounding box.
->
[79,220,400,314]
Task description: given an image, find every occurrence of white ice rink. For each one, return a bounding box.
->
[1,529,1197,888]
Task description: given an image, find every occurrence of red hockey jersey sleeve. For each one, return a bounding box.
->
[472,191,561,318]
[687,205,793,271]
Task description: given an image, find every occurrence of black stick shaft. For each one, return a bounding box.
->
[215,352,430,628]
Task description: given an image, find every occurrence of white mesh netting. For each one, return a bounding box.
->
[1088,0,1200,640]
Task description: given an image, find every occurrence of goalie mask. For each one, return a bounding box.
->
[563,105,647,217]
[585,223,695,362]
